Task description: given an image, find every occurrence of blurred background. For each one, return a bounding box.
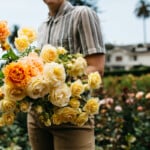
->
[0,0,150,45]
[0,0,150,150]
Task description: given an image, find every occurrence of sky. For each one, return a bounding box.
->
[0,0,150,45]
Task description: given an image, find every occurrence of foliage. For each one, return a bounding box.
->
[103,74,150,97]
[134,0,150,44]
[95,74,150,149]
[105,43,115,51]
[69,0,99,12]
[0,113,30,150]
[104,67,150,77]
[135,0,150,18]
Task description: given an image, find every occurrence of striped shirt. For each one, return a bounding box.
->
[37,1,106,56]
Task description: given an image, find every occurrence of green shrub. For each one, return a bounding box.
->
[94,74,150,149]
[0,113,30,150]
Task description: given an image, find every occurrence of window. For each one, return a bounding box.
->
[116,56,122,61]
[107,55,110,62]
[133,56,137,61]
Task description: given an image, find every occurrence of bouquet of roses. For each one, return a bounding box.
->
[0,20,102,127]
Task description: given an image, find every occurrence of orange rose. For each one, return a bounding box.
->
[0,87,4,99]
[19,54,44,77]
[3,62,30,87]
[0,20,10,42]
[0,40,11,51]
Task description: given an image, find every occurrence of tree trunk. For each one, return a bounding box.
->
[143,17,147,46]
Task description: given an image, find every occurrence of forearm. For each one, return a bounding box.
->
[85,54,105,76]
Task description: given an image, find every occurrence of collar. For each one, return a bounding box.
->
[44,1,74,23]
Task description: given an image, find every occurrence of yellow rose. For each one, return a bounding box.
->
[0,99,16,112]
[83,98,100,115]
[71,80,85,97]
[4,84,26,101]
[19,101,30,112]
[18,27,37,43]
[49,83,71,107]
[44,119,51,127]
[75,112,88,127]
[14,35,30,52]
[38,115,45,123]
[69,98,80,108]
[27,75,49,99]
[88,72,102,89]
[57,47,67,55]
[2,112,15,125]
[67,57,87,77]
[34,105,43,114]
[56,107,78,124]
[43,62,66,87]
[40,44,58,63]
[52,114,62,125]
[0,117,5,127]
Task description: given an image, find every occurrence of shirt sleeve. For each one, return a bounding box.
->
[77,6,106,56]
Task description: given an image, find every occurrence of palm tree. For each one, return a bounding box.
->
[69,0,99,12]
[135,0,150,46]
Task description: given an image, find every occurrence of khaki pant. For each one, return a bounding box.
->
[27,111,95,150]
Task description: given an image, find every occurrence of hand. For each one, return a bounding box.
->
[85,53,105,76]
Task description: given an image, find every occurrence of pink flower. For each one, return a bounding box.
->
[137,106,144,111]
[126,98,134,104]
[106,98,114,104]
[127,92,135,98]
[115,105,122,113]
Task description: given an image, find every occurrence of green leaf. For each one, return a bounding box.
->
[1,49,19,61]
[0,71,4,78]
[2,53,10,59]
[0,71,4,86]
[125,134,136,143]
[8,49,19,60]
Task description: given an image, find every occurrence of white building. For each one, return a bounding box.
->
[106,45,150,71]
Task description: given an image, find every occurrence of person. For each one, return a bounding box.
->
[27,0,106,150]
